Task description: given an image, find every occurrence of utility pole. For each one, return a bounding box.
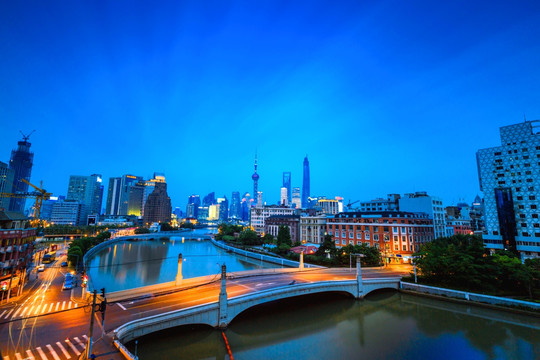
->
[100,288,107,338]
[85,290,97,359]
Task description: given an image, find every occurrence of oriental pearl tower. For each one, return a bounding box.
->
[252,153,259,203]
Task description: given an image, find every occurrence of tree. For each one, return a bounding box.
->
[160,222,175,232]
[316,235,337,258]
[135,227,151,234]
[277,226,292,247]
[262,233,274,244]
[238,229,259,245]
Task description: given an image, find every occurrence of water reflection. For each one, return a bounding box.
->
[128,292,539,360]
[87,230,281,292]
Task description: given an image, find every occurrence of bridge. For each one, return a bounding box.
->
[113,257,401,349]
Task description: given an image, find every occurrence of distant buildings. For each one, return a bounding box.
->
[292,187,301,209]
[327,211,434,263]
[477,120,540,260]
[280,187,288,206]
[186,195,201,219]
[302,156,310,208]
[51,199,85,225]
[0,161,14,210]
[143,181,172,225]
[300,215,327,244]
[250,205,295,234]
[230,192,241,220]
[252,154,259,204]
[264,215,300,243]
[218,196,229,221]
[359,194,400,212]
[282,172,291,204]
[203,192,216,207]
[66,174,103,224]
[105,174,144,216]
[8,135,34,213]
[317,197,344,215]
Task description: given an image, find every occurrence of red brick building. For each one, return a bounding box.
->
[0,211,36,299]
[327,211,434,264]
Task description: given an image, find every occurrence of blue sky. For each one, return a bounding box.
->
[1,0,540,210]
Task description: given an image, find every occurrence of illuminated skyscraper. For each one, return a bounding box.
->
[302,156,310,208]
[230,191,241,219]
[282,172,291,203]
[8,134,34,213]
[252,153,259,204]
[66,174,103,223]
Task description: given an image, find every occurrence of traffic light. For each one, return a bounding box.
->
[100,288,105,298]
[100,298,107,313]
[82,275,88,287]
[1,282,7,291]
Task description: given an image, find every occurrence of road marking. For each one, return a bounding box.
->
[12,307,22,318]
[74,303,78,308]
[68,302,72,309]
[61,301,65,311]
[55,342,70,359]
[4,309,13,319]
[20,307,28,317]
[65,339,80,355]
[0,310,6,318]
[41,304,47,314]
[34,305,42,315]
[36,347,48,360]
[73,337,85,350]
[82,335,88,341]
[25,350,35,360]
[28,306,35,315]
[45,345,60,360]
[55,303,59,312]
[48,303,54,313]
[117,303,127,310]
[15,353,22,360]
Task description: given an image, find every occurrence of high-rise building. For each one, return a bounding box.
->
[230,192,241,219]
[241,192,251,221]
[66,174,103,223]
[399,192,446,240]
[317,197,344,215]
[280,187,288,206]
[105,174,144,216]
[476,120,540,260]
[203,192,216,206]
[283,172,291,204]
[302,156,310,209]
[252,153,259,205]
[0,161,14,210]
[292,187,301,209]
[186,195,201,218]
[40,196,64,221]
[143,182,172,225]
[51,199,85,225]
[218,196,229,221]
[257,191,263,207]
[197,206,210,222]
[8,135,34,213]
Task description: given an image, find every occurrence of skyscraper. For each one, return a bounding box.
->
[280,187,288,206]
[186,194,201,218]
[203,192,216,206]
[282,172,291,204]
[66,174,103,223]
[252,153,259,205]
[8,134,34,213]
[230,191,241,219]
[302,156,310,208]
[218,196,229,221]
[476,120,540,260]
[143,182,172,225]
[292,187,301,209]
[105,174,144,215]
[0,161,14,210]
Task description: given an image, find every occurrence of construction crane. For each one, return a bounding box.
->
[0,179,51,224]
[346,200,360,208]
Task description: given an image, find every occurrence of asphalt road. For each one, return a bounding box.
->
[0,265,410,360]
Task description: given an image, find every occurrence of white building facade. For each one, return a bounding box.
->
[399,192,446,239]
[300,216,327,244]
[477,121,540,260]
[250,205,295,234]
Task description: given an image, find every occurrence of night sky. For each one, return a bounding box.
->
[1,1,540,210]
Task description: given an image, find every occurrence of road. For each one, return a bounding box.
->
[0,265,410,360]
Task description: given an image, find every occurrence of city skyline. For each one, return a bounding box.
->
[1,1,540,209]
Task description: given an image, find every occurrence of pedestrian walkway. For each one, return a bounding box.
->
[2,335,87,360]
[0,301,79,320]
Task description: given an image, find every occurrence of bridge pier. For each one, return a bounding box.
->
[175,253,183,286]
[356,256,364,299]
[299,250,304,270]
[218,264,228,329]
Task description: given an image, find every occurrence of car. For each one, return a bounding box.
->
[37,264,45,272]
[63,280,73,290]
[61,261,68,267]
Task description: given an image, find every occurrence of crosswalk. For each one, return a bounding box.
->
[0,301,78,320]
[2,335,88,360]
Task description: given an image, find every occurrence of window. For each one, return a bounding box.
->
[335,240,339,245]
[342,240,346,245]
[533,214,538,218]
[341,231,346,238]
[520,214,526,218]
[393,235,399,242]
[521,223,527,227]
[365,232,370,240]
[393,227,398,233]
[349,240,354,245]
[517,196,523,200]
[356,232,361,239]
[402,236,407,242]
[373,226,378,232]
[529,196,536,200]
[384,235,389,242]
[401,227,406,233]
[328,231,333,236]
[402,245,407,251]
[373,234,379,241]
[394,245,399,251]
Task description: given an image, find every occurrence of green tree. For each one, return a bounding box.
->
[277,225,292,247]
[262,233,274,244]
[316,234,337,258]
[238,229,259,245]
[160,222,175,231]
[135,227,151,234]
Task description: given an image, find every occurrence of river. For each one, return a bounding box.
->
[126,291,539,360]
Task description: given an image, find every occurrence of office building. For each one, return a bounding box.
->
[476,120,540,259]
[300,215,327,244]
[143,182,172,225]
[0,161,14,210]
[105,174,144,216]
[66,174,103,223]
[241,193,251,221]
[203,192,216,206]
[250,205,295,234]
[317,197,344,215]
[8,135,34,213]
[283,172,291,204]
[399,192,446,239]
[39,196,63,221]
[142,173,166,216]
[280,187,288,206]
[292,187,301,209]
[208,204,219,221]
[327,211,434,263]
[302,156,310,208]
[218,196,229,221]
[197,206,210,222]
[256,191,263,207]
[51,199,85,225]
[230,192,241,219]
[359,194,401,212]
[186,195,201,219]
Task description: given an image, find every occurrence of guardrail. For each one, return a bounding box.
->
[211,239,324,269]
[400,282,540,311]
